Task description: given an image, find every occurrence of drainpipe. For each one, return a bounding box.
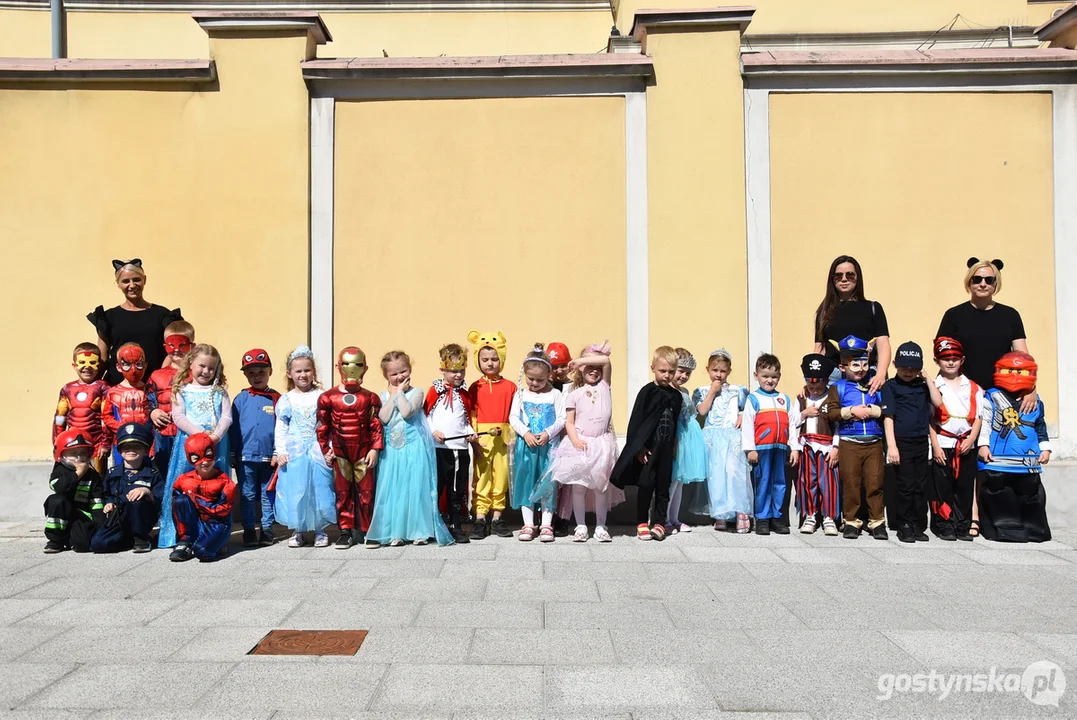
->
[51,0,65,58]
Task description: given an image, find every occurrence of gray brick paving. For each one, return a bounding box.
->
[0,523,1074,718]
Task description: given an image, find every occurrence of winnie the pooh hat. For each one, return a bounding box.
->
[467,330,507,373]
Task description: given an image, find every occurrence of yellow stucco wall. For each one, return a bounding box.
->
[0,33,312,461]
[333,96,628,426]
[67,11,210,59]
[768,92,1057,424]
[1027,2,1073,28]
[644,27,750,388]
[0,9,50,57]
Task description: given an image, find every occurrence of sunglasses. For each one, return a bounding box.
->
[971,275,996,286]
[832,272,858,282]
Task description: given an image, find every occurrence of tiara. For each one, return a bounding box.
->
[678,354,697,371]
[709,348,731,361]
[287,344,315,366]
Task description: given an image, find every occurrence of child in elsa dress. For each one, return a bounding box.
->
[367,351,454,547]
[691,349,752,533]
[159,344,232,548]
[273,345,337,548]
[668,348,707,533]
[548,342,623,542]
[510,344,566,542]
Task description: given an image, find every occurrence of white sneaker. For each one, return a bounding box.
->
[594,526,613,543]
[313,532,329,548]
[572,525,589,543]
[287,532,305,548]
[678,523,692,533]
[801,517,818,534]
[822,517,839,536]
[414,538,429,546]
[389,539,404,547]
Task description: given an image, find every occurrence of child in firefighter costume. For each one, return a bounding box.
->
[467,331,517,540]
[43,430,105,553]
[317,347,384,549]
[976,351,1052,543]
[168,433,236,562]
[102,343,156,467]
[53,343,110,475]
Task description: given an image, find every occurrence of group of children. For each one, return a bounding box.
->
[44,323,1054,560]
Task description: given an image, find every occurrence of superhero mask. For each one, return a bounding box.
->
[74,351,101,377]
[164,334,193,357]
[337,347,367,390]
[116,345,147,384]
[185,433,217,471]
[994,352,1037,395]
[54,429,93,463]
[468,330,508,374]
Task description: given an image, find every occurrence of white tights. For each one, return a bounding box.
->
[572,485,609,528]
[668,481,684,525]
[521,504,553,528]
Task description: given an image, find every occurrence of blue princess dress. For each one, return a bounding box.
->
[159,383,232,548]
[510,388,566,510]
[673,386,708,485]
[273,388,337,533]
[691,383,753,520]
[367,388,453,546]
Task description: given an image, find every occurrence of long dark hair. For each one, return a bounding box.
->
[815,255,866,338]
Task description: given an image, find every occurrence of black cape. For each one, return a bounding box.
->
[610,382,681,489]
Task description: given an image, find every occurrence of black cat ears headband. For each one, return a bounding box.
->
[967,257,1004,271]
[112,258,143,272]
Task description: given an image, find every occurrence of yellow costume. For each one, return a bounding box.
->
[467,330,515,516]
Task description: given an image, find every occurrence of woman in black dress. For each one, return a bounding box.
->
[88,259,183,386]
[813,255,891,395]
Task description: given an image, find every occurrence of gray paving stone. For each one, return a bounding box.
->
[0,599,71,626]
[590,542,687,562]
[132,576,268,600]
[88,711,272,720]
[367,577,486,602]
[668,599,806,632]
[353,627,473,664]
[372,664,540,710]
[494,543,590,561]
[643,561,755,584]
[149,599,299,627]
[784,600,936,632]
[950,546,1070,565]
[543,561,647,581]
[332,559,446,578]
[195,662,386,713]
[274,713,447,720]
[774,548,875,564]
[680,547,783,564]
[470,628,615,664]
[32,626,200,663]
[545,666,716,710]
[0,662,77,708]
[596,579,714,602]
[413,600,543,629]
[168,626,279,662]
[0,575,49,598]
[280,600,420,629]
[858,545,978,564]
[484,577,599,602]
[13,575,165,600]
[884,629,1056,669]
[0,558,49,576]
[1,710,90,720]
[23,662,233,709]
[1026,633,1077,664]
[608,626,751,665]
[439,558,543,579]
[253,576,378,598]
[544,601,672,630]
[0,626,67,661]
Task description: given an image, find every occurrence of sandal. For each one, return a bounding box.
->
[968,520,981,539]
[650,524,666,542]
[539,525,555,543]
[636,523,652,541]
[736,514,751,534]
[713,519,727,532]
[518,525,537,542]
[572,525,589,543]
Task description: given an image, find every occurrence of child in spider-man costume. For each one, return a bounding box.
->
[317,347,384,549]
[976,351,1052,543]
[168,433,236,562]
[53,342,110,475]
[102,343,156,466]
[148,321,195,476]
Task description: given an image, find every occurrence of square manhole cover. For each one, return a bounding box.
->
[249,629,368,656]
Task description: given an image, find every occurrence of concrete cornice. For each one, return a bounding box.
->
[301,53,654,81]
[1036,3,1077,45]
[743,27,1041,52]
[630,6,756,42]
[742,48,1077,76]
[0,57,217,82]
[192,11,332,43]
[1,0,610,11]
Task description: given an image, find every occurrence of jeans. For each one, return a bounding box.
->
[238,461,275,531]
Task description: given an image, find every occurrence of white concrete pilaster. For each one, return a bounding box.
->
[625,91,649,410]
[310,95,335,381]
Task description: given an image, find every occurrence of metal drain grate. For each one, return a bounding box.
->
[249,629,368,656]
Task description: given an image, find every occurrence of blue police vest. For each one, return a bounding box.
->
[979,389,1045,474]
[833,379,883,438]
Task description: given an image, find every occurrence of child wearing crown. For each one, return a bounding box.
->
[976,352,1052,542]
[425,343,477,543]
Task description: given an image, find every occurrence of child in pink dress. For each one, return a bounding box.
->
[547,342,623,542]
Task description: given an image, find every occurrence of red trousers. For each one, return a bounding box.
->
[333,456,376,532]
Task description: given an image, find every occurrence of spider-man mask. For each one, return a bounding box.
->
[994,351,1037,395]
[185,433,216,470]
[117,345,147,384]
[164,334,193,357]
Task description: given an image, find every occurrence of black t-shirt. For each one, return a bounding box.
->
[880,377,932,438]
[816,299,890,367]
[936,302,1025,391]
[87,304,183,386]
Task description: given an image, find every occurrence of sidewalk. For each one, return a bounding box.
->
[1,520,1075,719]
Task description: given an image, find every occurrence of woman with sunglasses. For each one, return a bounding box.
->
[936,258,1032,410]
[87,259,183,386]
[814,256,891,395]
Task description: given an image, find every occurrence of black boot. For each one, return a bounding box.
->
[755,519,771,536]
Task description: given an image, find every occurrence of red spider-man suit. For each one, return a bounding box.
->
[102,345,155,452]
[171,433,235,561]
[317,347,384,544]
[54,351,110,472]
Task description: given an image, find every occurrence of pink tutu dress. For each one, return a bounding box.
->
[548,379,625,516]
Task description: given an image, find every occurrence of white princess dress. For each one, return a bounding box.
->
[691,383,752,520]
[273,388,336,532]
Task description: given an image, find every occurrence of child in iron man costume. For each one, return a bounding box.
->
[53,343,110,475]
[168,433,236,562]
[317,347,384,548]
[102,343,156,466]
